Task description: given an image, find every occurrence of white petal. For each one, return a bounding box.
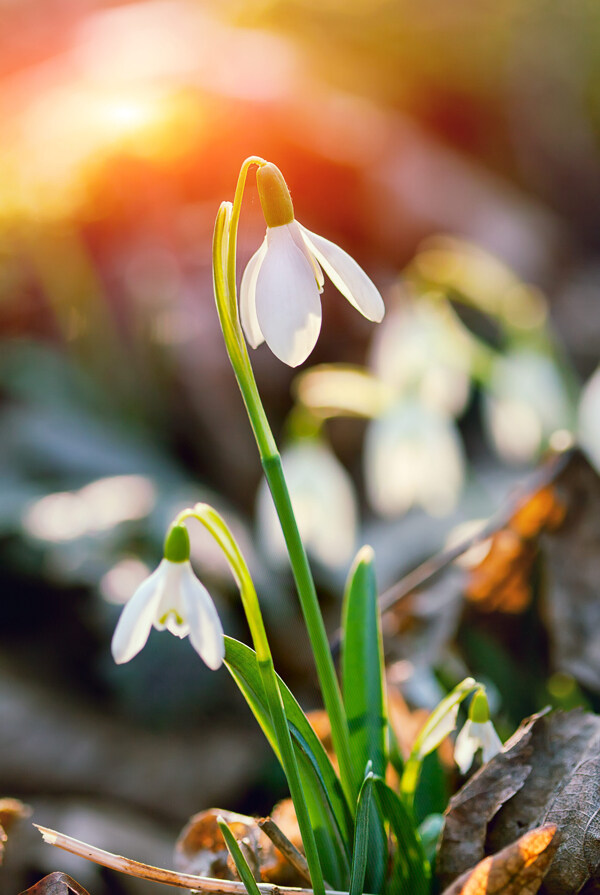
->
[454,720,479,774]
[180,564,225,670]
[153,562,189,637]
[255,224,322,367]
[111,561,166,664]
[288,220,324,291]
[479,721,503,763]
[240,238,268,348]
[298,223,385,322]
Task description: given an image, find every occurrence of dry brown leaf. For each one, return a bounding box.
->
[438,709,600,895]
[463,450,600,694]
[465,482,566,614]
[175,808,261,881]
[174,805,305,886]
[441,824,558,895]
[540,451,600,692]
[18,872,91,895]
[438,711,541,886]
[0,797,31,865]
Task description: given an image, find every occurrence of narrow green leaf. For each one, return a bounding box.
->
[348,769,375,895]
[372,777,430,895]
[341,546,388,794]
[224,636,351,888]
[217,817,262,895]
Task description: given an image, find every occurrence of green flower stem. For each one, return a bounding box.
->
[176,505,325,895]
[261,452,355,807]
[211,163,355,811]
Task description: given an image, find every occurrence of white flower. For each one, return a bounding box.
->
[579,366,600,470]
[454,719,503,774]
[240,163,384,367]
[111,558,225,669]
[483,349,572,464]
[364,398,465,517]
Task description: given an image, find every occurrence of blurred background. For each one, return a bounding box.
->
[2,0,600,891]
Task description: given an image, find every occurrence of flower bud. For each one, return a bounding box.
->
[257,163,294,228]
[469,689,490,723]
[163,524,190,563]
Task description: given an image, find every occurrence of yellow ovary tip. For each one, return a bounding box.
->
[257,163,294,228]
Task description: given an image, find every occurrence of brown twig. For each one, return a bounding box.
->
[34,825,348,895]
[257,818,312,886]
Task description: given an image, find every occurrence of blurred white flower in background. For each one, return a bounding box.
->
[483,348,573,464]
[23,474,156,542]
[364,398,465,517]
[579,366,600,470]
[257,439,358,569]
[370,297,472,417]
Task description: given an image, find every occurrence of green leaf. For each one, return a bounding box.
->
[348,768,375,895]
[224,636,351,888]
[413,752,448,826]
[341,548,390,893]
[341,546,388,794]
[372,777,430,895]
[217,817,262,895]
[418,813,445,868]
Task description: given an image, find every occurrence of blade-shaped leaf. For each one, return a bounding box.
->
[342,546,388,793]
[217,817,262,895]
[341,548,390,893]
[349,769,375,895]
[372,777,430,895]
[224,636,351,888]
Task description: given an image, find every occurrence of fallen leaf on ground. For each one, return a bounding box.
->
[540,451,600,692]
[174,804,305,886]
[438,708,600,895]
[464,477,566,614]
[441,824,558,895]
[19,872,91,895]
[0,797,31,865]
[437,711,541,885]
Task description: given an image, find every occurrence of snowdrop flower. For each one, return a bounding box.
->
[579,366,600,471]
[483,349,572,464]
[370,298,472,417]
[240,162,385,367]
[111,525,224,669]
[364,398,465,517]
[454,689,503,774]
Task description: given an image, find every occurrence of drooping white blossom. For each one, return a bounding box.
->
[454,718,503,774]
[240,163,384,367]
[454,688,503,774]
[111,557,224,669]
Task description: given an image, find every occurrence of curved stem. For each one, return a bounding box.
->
[400,677,477,813]
[212,161,355,811]
[176,506,325,895]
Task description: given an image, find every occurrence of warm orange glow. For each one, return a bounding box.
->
[0,81,201,220]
